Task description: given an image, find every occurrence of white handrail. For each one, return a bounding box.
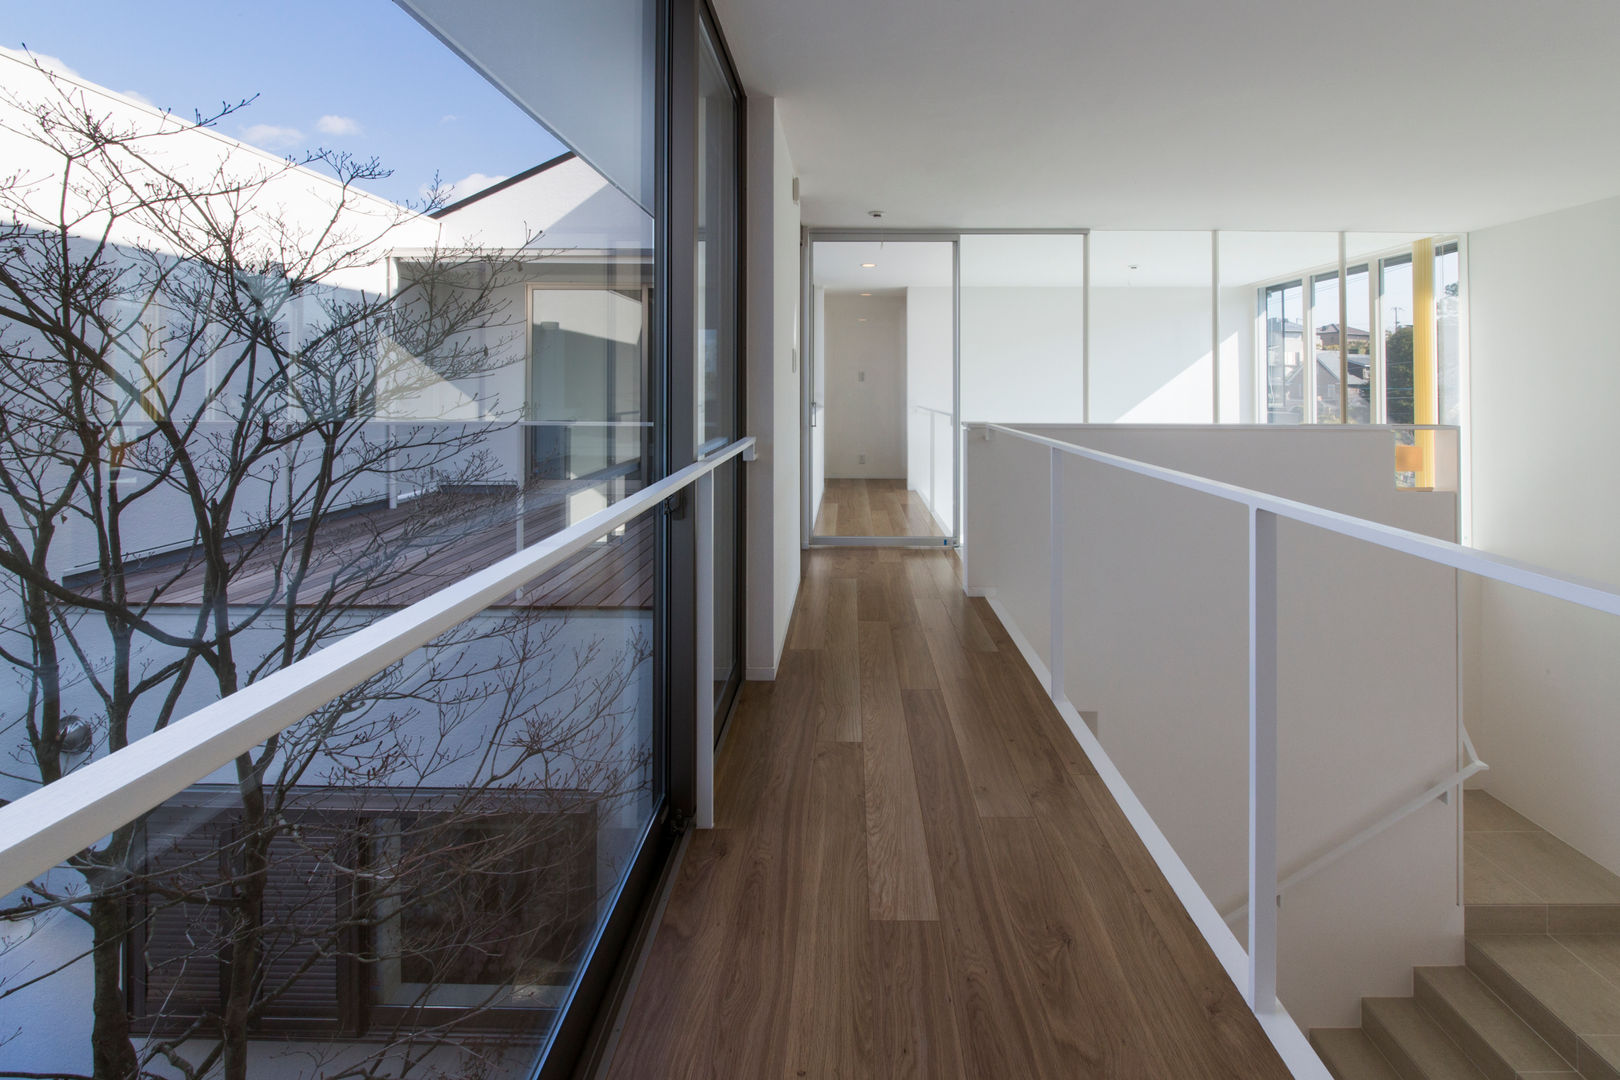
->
[981,423,1620,616]
[1221,757,1489,923]
[0,437,755,898]
[911,403,954,417]
[969,421,1584,1019]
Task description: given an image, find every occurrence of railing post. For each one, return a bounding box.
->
[1248,505,1279,1011]
[929,412,937,514]
[695,468,716,829]
[1049,446,1066,704]
[513,487,526,601]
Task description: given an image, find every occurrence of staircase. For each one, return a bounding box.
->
[1311,790,1620,1080]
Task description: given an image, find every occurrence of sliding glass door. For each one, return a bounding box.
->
[806,236,958,544]
[696,5,745,725]
[0,3,748,1080]
[802,230,1091,548]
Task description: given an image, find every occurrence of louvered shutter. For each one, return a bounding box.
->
[134,800,351,1031]
[253,819,345,1027]
[134,804,230,1024]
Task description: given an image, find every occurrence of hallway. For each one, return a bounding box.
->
[604,547,1291,1078]
[812,478,946,538]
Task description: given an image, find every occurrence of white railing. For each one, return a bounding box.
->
[975,421,1620,1020]
[0,436,755,898]
[910,403,954,530]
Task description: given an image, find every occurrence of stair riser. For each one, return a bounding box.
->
[1465,939,1582,1065]
[1311,1030,1402,1080]
[1363,1002,1435,1080]
[1414,974,1518,1080]
[1580,1039,1620,1080]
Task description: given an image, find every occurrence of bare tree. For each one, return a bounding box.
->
[0,60,653,1080]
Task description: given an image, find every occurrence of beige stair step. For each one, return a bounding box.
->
[1579,1035,1620,1080]
[1464,791,1542,834]
[1414,965,1574,1080]
[1364,996,1490,1080]
[1466,933,1620,1073]
[1465,791,1620,934]
[1465,825,1620,907]
[1312,1028,1402,1080]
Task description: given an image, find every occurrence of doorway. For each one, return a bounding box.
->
[804,236,957,545]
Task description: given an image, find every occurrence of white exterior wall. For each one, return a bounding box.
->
[744,98,801,678]
[0,605,652,1077]
[395,0,657,213]
[965,424,1462,1029]
[1465,194,1620,877]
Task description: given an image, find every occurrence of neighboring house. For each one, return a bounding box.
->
[0,49,655,1075]
[1314,321,1370,352]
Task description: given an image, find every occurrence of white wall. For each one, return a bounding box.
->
[743,98,801,679]
[1466,194,1620,876]
[1089,287,1215,423]
[823,292,906,478]
[959,286,1086,422]
[965,424,1461,1030]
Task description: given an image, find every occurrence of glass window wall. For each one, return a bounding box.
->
[697,10,743,720]
[0,0,736,1076]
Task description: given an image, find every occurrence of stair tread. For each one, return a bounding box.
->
[1365,996,1490,1080]
[1468,832,1620,906]
[1581,1034,1620,1080]
[1312,1028,1403,1080]
[1463,791,1542,835]
[1415,965,1572,1076]
[1467,934,1620,1048]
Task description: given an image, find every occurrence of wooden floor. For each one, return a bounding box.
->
[605,547,1293,1079]
[814,478,945,538]
[105,483,653,612]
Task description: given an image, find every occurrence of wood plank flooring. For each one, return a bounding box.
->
[814,478,946,538]
[103,483,654,612]
[605,547,1294,1080]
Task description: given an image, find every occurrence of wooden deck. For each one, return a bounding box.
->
[604,546,1293,1079]
[814,478,945,538]
[107,484,654,612]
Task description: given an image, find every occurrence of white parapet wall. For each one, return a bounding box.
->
[964,422,1463,1031]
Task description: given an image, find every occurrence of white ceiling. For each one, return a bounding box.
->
[812,240,953,290]
[813,231,1436,290]
[714,0,1620,232]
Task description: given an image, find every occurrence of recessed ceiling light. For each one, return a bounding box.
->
[860,292,872,296]
[861,262,876,268]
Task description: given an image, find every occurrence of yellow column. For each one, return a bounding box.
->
[1411,237,1437,487]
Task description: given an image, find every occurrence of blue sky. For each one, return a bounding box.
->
[1,0,568,207]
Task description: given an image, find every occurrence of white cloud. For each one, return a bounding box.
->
[439,114,458,124]
[315,114,361,137]
[17,50,84,81]
[240,123,305,151]
[440,172,508,200]
[7,48,159,110]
